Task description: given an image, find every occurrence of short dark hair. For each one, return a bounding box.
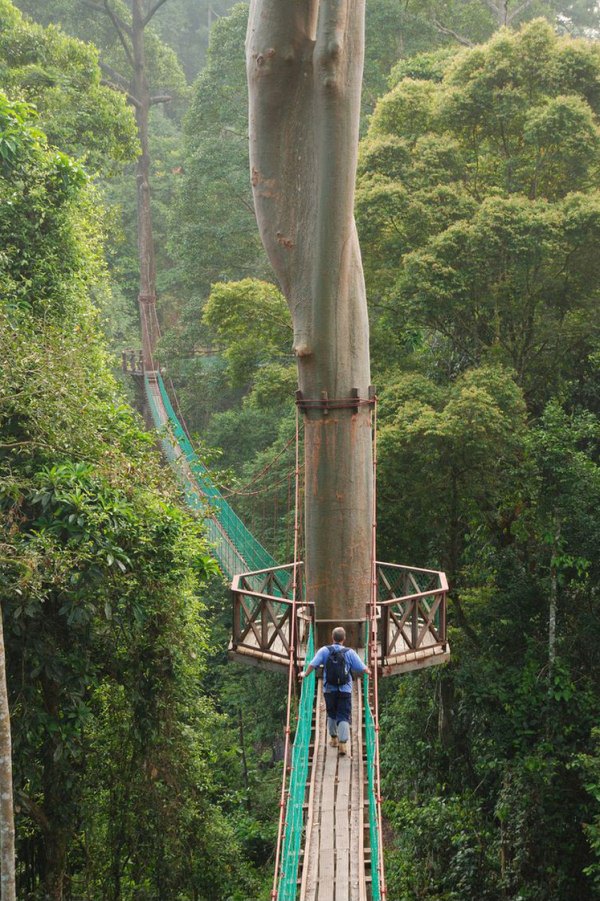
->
[332,626,346,643]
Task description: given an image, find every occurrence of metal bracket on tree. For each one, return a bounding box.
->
[295,386,376,416]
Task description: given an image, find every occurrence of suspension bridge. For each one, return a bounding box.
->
[125,348,450,901]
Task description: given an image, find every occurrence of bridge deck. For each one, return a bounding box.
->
[230,616,448,675]
[300,680,367,901]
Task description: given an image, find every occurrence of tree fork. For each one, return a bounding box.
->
[247,0,372,646]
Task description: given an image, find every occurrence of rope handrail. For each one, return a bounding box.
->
[366,395,387,901]
[276,626,315,900]
[271,405,309,899]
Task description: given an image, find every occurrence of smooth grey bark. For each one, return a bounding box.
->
[131,0,160,371]
[95,0,171,371]
[247,0,372,643]
[0,608,16,901]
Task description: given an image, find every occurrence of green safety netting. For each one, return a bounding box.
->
[144,374,378,895]
[144,373,277,578]
[277,625,315,901]
[364,627,382,901]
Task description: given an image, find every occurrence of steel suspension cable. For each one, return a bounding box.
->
[271,404,302,900]
[369,396,387,900]
[146,304,299,502]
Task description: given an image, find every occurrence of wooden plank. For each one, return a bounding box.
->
[334,689,352,901]
[317,730,338,900]
[301,679,367,901]
[227,647,289,674]
[303,695,326,901]
[300,693,323,900]
[382,646,451,676]
[335,762,350,901]
[354,680,367,901]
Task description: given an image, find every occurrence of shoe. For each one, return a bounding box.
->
[329,736,338,748]
[338,741,348,756]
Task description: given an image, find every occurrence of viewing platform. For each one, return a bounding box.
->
[230,562,449,677]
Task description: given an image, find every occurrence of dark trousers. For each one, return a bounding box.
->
[324,689,352,730]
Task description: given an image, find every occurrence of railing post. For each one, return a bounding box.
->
[411,599,418,649]
[440,591,447,644]
[232,591,240,647]
[261,598,268,652]
[381,604,388,661]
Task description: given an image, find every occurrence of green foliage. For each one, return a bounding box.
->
[0,86,264,899]
[0,0,138,172]
[360,26,600,900]
[377,365,527,571]
[358,21,600,406]
[0,94,99,323]
[148,0,239,83]
[577,728,600,892]
[172,4,267,297]
[5,4,600,900]
[13,0,188,100]
[204,278,293,390]
[384,794,499,899]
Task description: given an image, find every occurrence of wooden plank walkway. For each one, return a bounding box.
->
[300,680,367,901]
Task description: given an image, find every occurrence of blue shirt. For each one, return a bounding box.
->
[309,643,367,693]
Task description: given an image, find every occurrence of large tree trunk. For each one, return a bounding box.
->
[247,0,372,644]
[132,0,159,372]
[0,608,15,901]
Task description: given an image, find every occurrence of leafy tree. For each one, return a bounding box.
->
[204,279,293,391]
[376,365,527,580]
[0,0,138,172]
[357,20,600,407]
[0,93,262,900]
[12,0,190,369]
[354,23,600,899]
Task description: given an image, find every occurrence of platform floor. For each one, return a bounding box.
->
[300,680,367,901]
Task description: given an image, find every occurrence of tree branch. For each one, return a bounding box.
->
[101,80,142,108]
[149,94,172,105]
[103,0,135,68]
[481,0,502,16]
[506,0,534,24]
[432,18,474,46]
[99,61,130,91]
[83,0,132,36]
[143,0,171,26]
[82,1,110,14]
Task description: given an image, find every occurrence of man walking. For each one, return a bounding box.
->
[299,626,371,756]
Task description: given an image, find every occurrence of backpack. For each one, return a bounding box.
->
[325,645,351,687]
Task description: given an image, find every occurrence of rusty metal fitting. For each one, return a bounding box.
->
[295,387,376,415]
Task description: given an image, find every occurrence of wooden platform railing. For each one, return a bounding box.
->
[231,562,314,669]
[121,349,144,374]
[377,562,449,675]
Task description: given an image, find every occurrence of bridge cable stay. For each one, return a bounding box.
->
[138,291,278,579]
[365,396,386,901]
